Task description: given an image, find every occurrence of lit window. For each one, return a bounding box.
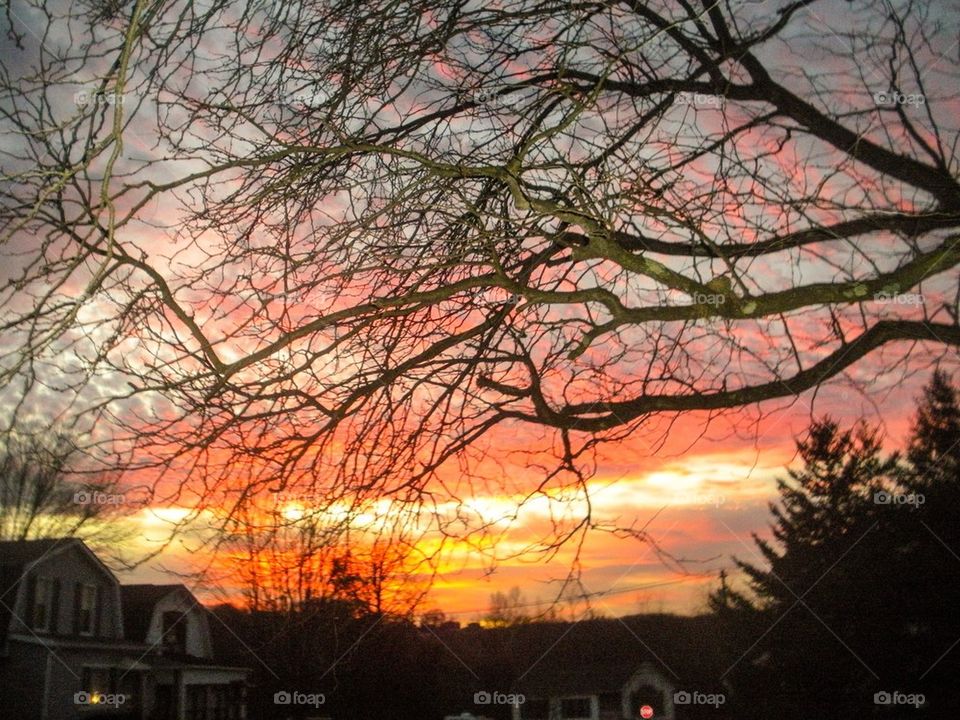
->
[81,667,111,696]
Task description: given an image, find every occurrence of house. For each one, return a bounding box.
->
[0,538,250,720]
[473,616,730,720]
[120,584,250,720]
[511,660,676,720]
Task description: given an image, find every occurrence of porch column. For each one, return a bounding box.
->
[139,672,149,720]
[176,670,186,720]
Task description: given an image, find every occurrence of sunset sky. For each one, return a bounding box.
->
[2,0,958,625]
[116,369,932,619]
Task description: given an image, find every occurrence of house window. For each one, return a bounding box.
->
[187,684,209,720]
[560,696,593,719]
[32,577,54,631]
[521,698,550,720]
[598,692,620,714]
[162,611,188,654]
[78,584,97,636]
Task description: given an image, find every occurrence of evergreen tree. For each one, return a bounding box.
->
[714,373,960,718]
[906,369,960,491]
[714,420,904,717]
[900,370,960,702]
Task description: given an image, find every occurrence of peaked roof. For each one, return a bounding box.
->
[120,584,195,642]
[0,537,118,588]
[489,615,726,698]
[0,537,82,568]
[0,538,101,645]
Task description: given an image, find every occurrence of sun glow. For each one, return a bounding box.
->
[281,504,305,521]
[141,506,194,525]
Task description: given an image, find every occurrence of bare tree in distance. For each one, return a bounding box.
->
[0,428,138,564]
[486,586,532,627]
[0,0,958,575]
[220,492,429,616]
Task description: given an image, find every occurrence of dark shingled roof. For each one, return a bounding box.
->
[0,537,81,568]
[120,584,193,642]
[487,615,727,699]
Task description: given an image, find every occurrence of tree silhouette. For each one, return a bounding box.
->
[899,371,960,701]
[485,586,530,627]
[0,428,137,563]
[0,0,958,561]
[715,373,960,717]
